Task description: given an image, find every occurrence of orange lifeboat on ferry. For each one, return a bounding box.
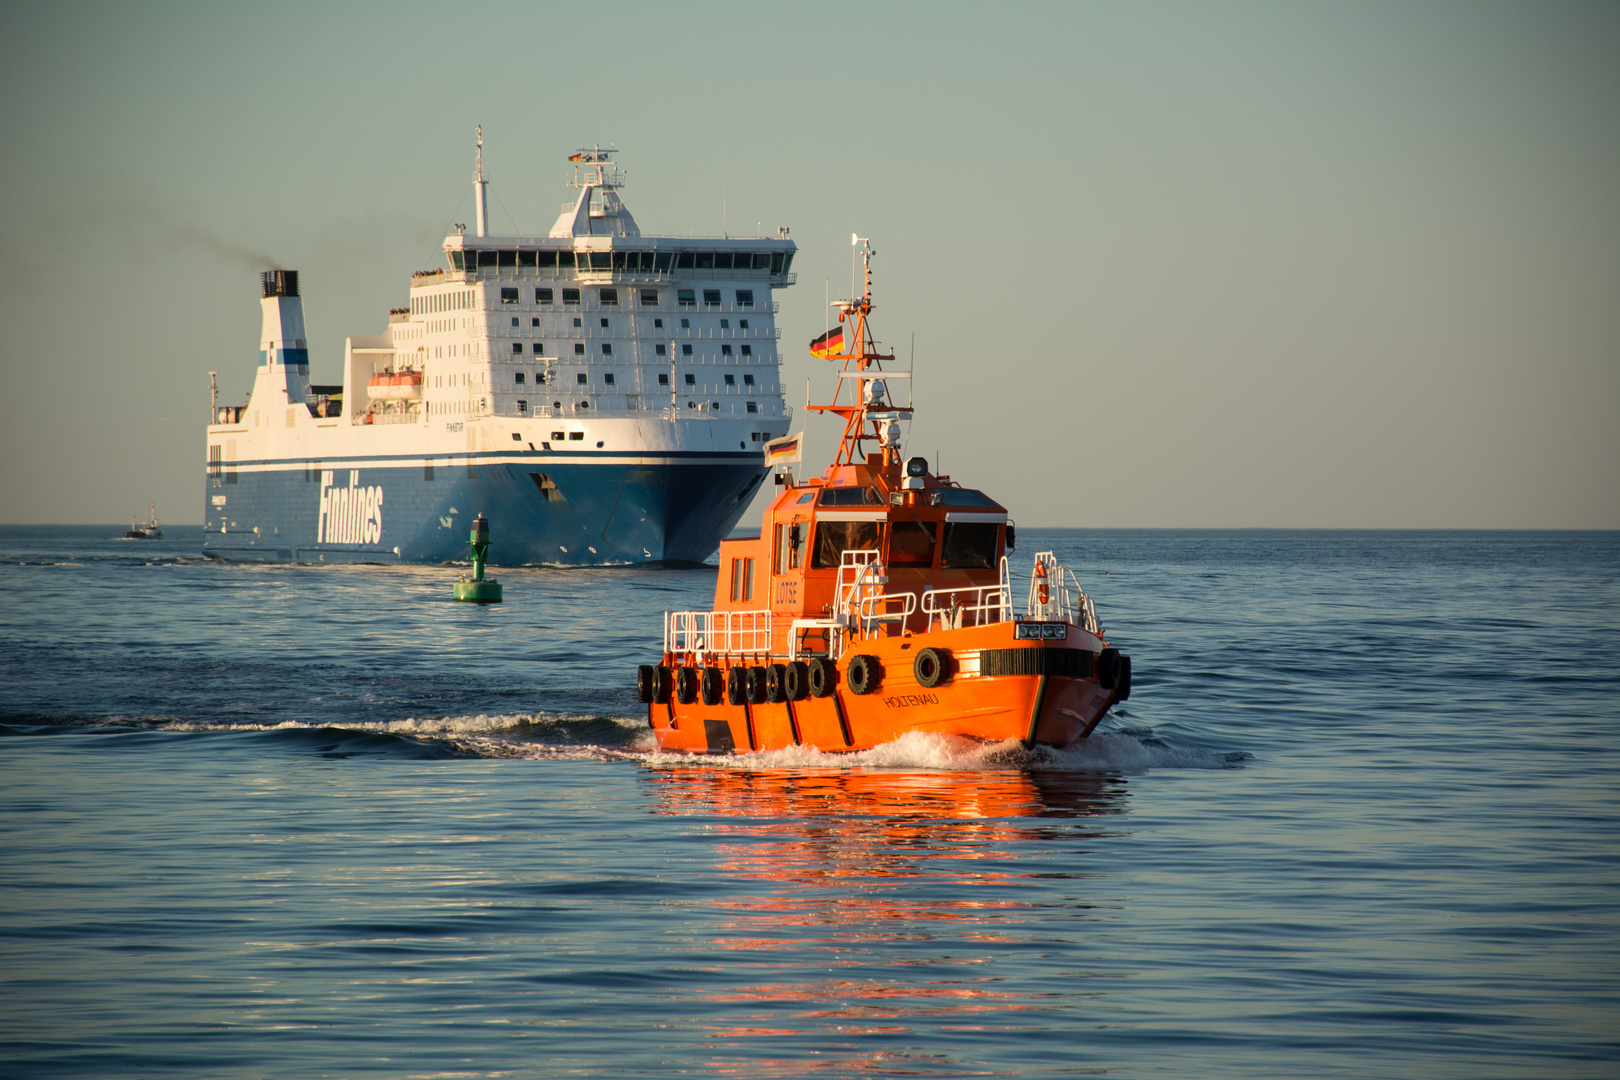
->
[636,240,1131,754]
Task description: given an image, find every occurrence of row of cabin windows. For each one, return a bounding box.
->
[773,520,999,574]
[504,287,756,307]
[508,313,752,332]
[502,341,755,358]
[456,250,792,274]
[512,371,759,388]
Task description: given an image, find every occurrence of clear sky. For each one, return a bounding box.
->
[1,2,1615,527]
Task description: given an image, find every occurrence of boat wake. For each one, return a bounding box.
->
[4,712,1245,773]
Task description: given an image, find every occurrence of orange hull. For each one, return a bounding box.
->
[648,621,1116,755]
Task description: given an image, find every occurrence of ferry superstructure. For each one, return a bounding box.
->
[203,137,795,565]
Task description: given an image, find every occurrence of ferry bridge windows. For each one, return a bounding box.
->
[678,289,696,307]
[478,250,498,269]
[771,253,786,274]
[574,343,585,355]
[736,290,754,307]
[941,522,999,570]
[654,344,667,356]
[599,289,617,305]
[640,289,659,306]
[536,288,553,304]
[889,520,937,567]
[497,250,517,269]
[684,373,696,385]
[587,252,612,271]
[538,252,558,269]
[501,288,519,304]
[563,289,580,305]
[695,253,714,270]
[703,289,721,307]
[812,520,880,570]
[518,250,537,269]
[677,253,696,269]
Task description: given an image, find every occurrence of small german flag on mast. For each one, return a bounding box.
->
[763,432,803,466]
[809,326,844,359]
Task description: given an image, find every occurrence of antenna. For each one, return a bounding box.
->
[473,125,489,238]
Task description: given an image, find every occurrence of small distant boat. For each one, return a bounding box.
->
[124,504,163,539]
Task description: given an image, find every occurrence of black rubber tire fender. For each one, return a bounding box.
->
[807,657,837,698]
[1097,647,1121,691]
[700,666,724,706]
[745,666,769,705]
[784,660,810,701]
[914,647,951,689]
[726,666,747,706]
[1115,655,1132,702]
[653,666,672,705]
[675,665,699,705]
[636,664,657,704]
[764,664,788,704]
[846,654,881,695]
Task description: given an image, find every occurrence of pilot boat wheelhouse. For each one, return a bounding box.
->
[638,241,1132,753]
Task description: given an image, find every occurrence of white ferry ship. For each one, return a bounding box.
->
[204,136,796,565]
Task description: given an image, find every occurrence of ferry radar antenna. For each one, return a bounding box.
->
[473,125,489,237]
[566,145,625,191]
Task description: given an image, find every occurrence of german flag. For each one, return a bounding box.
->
[763,432,802,466]
[809,326,845,359]
[568,152,586,162]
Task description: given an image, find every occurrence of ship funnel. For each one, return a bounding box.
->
[256,269,310,402]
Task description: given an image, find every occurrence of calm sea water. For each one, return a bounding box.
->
[1,526,1616,1078]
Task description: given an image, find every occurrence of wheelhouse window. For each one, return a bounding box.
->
[941,522,999,569]
[776,521,807,573]
[819,486,883,507]
[729,557,754,603]
[812,520,881,570]
[888,520,936,566]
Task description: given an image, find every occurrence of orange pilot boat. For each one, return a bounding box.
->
[635,239,1131,754]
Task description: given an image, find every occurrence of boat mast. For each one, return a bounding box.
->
[804,237,907,468]
[473,126,489,238]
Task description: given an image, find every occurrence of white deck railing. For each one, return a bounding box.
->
[664,609,773,655]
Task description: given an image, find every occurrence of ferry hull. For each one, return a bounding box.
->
[203,454,769,565]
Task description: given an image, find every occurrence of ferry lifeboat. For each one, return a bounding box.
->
[636,240,1132,754]
[366,369,423,400]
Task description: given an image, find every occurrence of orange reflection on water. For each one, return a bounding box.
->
[640,766,1130,1072]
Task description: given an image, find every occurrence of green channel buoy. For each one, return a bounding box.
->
[453,514,503,603]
